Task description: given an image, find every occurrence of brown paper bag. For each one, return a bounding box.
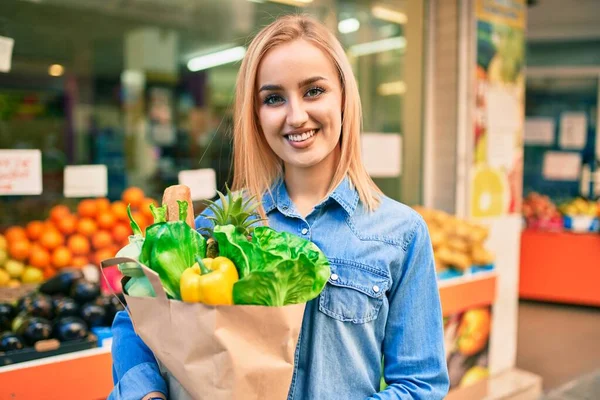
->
[102,257,305,400]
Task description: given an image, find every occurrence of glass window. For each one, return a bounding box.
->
[0,0,409,227]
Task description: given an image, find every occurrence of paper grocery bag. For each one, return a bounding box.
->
[101,257,305,400]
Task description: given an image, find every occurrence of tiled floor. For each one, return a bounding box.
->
[516,301,600,396]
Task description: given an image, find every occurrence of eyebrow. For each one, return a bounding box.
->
[258,76,327,93]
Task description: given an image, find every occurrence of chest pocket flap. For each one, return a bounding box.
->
[318,261,390,324]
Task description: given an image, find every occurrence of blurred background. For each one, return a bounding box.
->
[0,0,598,399]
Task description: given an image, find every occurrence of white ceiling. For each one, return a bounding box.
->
[527,0,600,41]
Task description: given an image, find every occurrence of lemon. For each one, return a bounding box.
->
[0,234,6,251]
[4,259,25,279]
[21,267,44,284]
[471,165,507,217]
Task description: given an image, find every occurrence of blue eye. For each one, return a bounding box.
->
[264,94,284,106]
[305,87,325,98]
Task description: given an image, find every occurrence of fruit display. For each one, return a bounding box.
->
[558,198,599,218]
[0,187,157,287]
[522,192,563,230]
[0,269,124,364]
[413,207,495,272]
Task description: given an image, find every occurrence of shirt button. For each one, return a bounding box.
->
[301,228,308,235]
[282,205,288,210]
[373,285,380,293]
[330,273,339,281]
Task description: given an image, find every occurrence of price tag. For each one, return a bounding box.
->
[64,165,108,198]
[178,168,217,200]
[0,150,43,195]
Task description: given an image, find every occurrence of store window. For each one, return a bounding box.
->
[0,0,408,227]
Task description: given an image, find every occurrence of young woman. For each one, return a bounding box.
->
[110,14,449,400]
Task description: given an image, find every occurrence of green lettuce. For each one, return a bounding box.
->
[139,202,206,299]
[213,224,330,306]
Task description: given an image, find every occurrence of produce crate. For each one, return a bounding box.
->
[0,334,98,366]
[0,284,38,303]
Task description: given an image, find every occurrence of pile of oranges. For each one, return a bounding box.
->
[3,187,157,280]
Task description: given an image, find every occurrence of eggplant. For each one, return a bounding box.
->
[53,317,88,342]
[70,279,100,304]
[16,317,53,346]
[0,332,25,352]
[17,293,54,320]
[80,303,106,328]
[95,295,125,326]
[0,303,16,332]
[54,297,80,319]
[39,268,84,296]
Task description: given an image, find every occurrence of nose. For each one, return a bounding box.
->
[286,98,308,128]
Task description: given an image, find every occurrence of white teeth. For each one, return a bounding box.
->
[287,129,316,142]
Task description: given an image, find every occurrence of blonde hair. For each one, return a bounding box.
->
[232,14,382,215]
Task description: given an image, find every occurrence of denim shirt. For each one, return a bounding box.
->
[109,177,449,400]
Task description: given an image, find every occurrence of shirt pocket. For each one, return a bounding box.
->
[318,261,390,324]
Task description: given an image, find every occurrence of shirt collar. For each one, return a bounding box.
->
[261,175,359,216]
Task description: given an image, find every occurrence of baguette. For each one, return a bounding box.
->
[162,185,195,227]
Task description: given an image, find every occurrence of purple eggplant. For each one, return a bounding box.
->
[39,268,84,296]
[80,303,106,328]
[54,297,80,319]
[17,293,54,320]
[0,332,25,352]
[16,317,53,346]
[0,303,16,332]
[53,317,88,342]
[70,279,100,304]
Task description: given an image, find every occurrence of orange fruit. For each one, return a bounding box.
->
[29,247,51,269]
[5,226,27,243]
[51,246,72,269]
[25,221,45,241]
[140,198,158,219]
[67,234,91,256]
[94,247,117,266]
[43,266,57,280]
[39,230,64,251]
[92,230,113,250]
[95,198,111,213]
[110,201,129,222]
[97,212,116,231]
[71,256,89,268]
[50,205,71,223]
[112,223,131,244]
[122,187,145,209]
[77,218,98,238]
[56,214,78,236]
[77,199,98,219]
[9,239,31,261]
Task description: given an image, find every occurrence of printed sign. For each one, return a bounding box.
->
[178,168,217,200]
[0,150,43,195]
[64,165,108,198]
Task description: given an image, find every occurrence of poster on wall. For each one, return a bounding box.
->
[471,0,526,218]
[444,306,492,390]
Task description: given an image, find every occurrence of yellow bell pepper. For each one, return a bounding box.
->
[180,256,239,305]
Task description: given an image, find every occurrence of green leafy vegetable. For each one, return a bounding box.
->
[139,201,206,299]
[213,224,330,306]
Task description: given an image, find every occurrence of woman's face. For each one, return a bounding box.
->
[256,39,343,172]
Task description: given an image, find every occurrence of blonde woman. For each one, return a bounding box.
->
[110,15,449,400]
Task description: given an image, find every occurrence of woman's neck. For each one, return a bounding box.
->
[284,150,340,217]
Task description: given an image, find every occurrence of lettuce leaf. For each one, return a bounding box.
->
[213,225,330,306]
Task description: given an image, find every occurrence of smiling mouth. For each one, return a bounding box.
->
[285,129,319,143]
